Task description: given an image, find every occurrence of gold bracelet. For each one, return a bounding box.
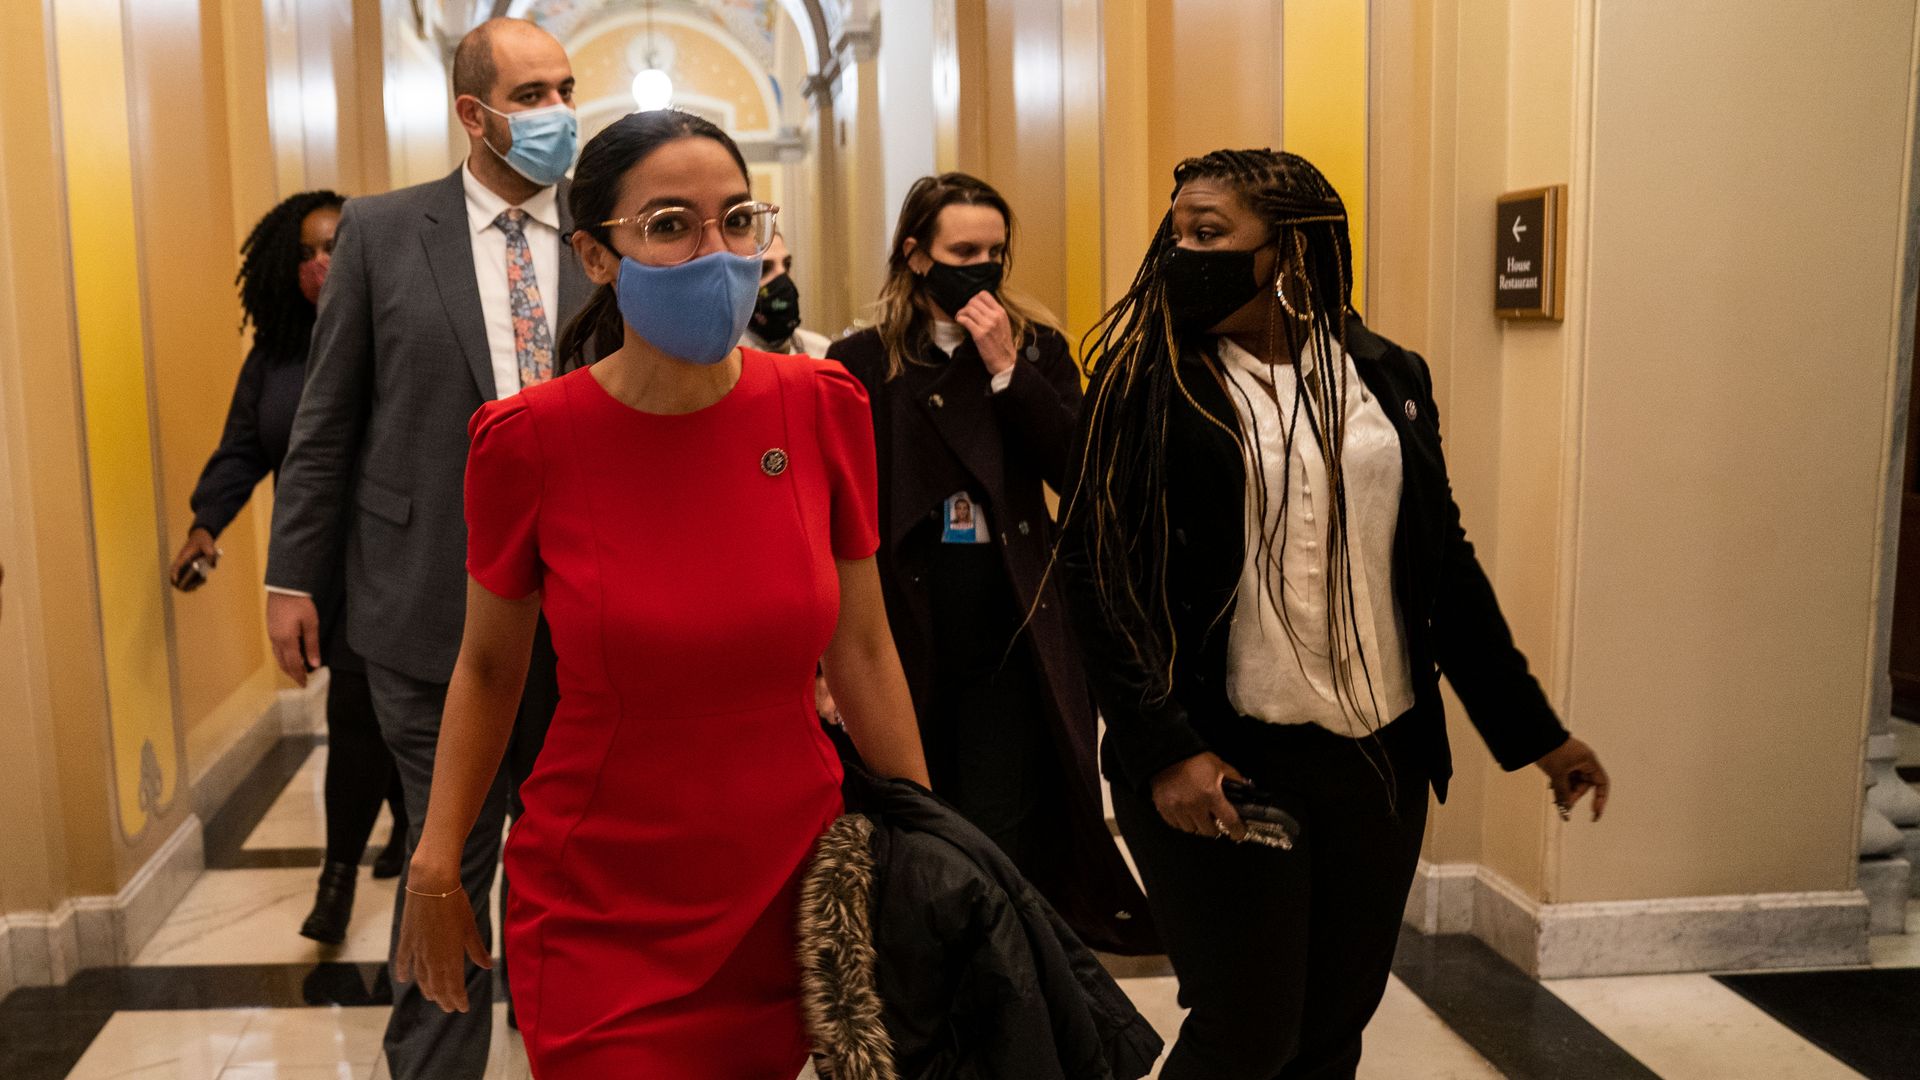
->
[405,883,462,899]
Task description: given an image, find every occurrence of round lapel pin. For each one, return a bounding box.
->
[761,449,789,477]
[1404,400,1419,422]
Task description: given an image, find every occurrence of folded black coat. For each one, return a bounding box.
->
[798,768,1164,1080]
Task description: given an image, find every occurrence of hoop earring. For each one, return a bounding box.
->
[1275,266,1313,320]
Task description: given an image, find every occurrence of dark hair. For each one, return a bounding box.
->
[451,21,500,101]
[868,172,1057,380]
[236,189,344,357]
[1060,148,1386,739]
[557,109,751,372]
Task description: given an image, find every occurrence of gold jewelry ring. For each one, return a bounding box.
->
[1214,819,1232,837]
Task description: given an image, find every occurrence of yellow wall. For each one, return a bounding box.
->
[0,0,397,929]
[1283,0,1368,307]
[53,0,185,846]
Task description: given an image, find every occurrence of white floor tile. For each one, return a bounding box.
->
[244,748,397,853]
[1545,973,1866,1080]
[225,1007,387,1070]
[218,1066,369,1080]
[1359,980,1505,1080]
[65,1009,257,1080]
[135,869,397,966]
[1118,974,1500,1080]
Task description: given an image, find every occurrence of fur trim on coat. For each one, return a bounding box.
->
[797,814,897,1080]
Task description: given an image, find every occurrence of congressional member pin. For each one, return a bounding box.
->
[1404,400,1419,421]
[761,449,789,477]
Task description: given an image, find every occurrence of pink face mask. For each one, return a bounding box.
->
[298,254,331,305]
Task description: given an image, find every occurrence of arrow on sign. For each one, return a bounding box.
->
[1511,216,1528,243]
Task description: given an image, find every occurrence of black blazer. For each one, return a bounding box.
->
[1059,318,1568,802]
[828,323,1160,955]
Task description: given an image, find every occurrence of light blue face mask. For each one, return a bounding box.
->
[479,101,578,187]
[615,250,761,366]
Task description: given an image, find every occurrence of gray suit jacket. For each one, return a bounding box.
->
[267,168,590,684]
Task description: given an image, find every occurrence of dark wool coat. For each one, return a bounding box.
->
[797,768,1164,1080]
[1059,317,1571,802]
[827,325,1157,955]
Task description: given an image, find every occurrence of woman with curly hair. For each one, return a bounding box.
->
[171,190,407,945]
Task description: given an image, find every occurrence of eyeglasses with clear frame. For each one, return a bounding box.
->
[597,201,781,266]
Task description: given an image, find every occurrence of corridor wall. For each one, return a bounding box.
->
[1373,0,1920,976]
[0,0,391,996]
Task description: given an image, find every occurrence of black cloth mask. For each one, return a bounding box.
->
[751,272,803,346]
[921,259,1004,318]
[1162,246,1267,335]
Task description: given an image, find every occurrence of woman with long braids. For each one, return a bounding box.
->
[1058,148,1612,1078]
[171,190,408,944]
[827,173,1156,955]
[392,110,928,1076]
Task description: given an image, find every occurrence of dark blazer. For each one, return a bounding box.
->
[828,324,1157,955]
[266,169,589,684]
[1060,318,1569,802]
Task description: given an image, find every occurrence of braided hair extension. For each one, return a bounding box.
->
[236,190,344,358]
[1056,148,1400,792]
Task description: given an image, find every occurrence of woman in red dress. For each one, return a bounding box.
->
[394,110,930,1079]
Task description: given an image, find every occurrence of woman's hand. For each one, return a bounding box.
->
[169,528,220,592]
[393,867,491,1014]
[1150,752,1248,841]
[956,291,1018,377]
[815,672,841,725]
[1536,736,1610,822]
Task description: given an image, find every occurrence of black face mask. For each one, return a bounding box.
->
[1162,246,1267,335]
[921,259,1004,318]
[751,272,803,346]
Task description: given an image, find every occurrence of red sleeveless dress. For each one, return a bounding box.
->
[463,351,877,1078]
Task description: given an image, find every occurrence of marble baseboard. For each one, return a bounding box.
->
[1406,862,1870,978]
[1404,860,1478,935]
[1480,874,1869,978]
[1902,829,1920,898]
[0,900,82,994]
[3,814,205,991]
[1860,856,1912,933]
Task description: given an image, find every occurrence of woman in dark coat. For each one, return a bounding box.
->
[1058,148,1611,1078]
[827,173,1155,955]
[169,190,406,944]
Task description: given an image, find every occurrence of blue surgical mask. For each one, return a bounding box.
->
[615,251,761,366]
[479,101,578,187]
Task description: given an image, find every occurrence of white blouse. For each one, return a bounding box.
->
[1215,336,1416,737]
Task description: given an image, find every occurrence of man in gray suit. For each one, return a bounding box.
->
[264,18,585,1079]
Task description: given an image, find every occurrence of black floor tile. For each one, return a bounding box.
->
[202,735,323,870]
[1717,968,1920,1080]
[1392,929,1660,1080]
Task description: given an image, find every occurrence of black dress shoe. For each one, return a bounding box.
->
[299,861,357,945]
[371,831,406,880]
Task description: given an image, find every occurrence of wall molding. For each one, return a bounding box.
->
[1405,860,1871,978]
[3,814,203,996]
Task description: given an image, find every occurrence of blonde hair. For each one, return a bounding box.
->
[866,172,1060,379]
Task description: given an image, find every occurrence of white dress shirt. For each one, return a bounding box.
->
[1216,336,1415,737]
[462,161,561,401]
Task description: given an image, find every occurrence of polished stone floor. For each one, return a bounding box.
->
[4,738,1916,1079]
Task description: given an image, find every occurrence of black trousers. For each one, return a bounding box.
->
[922,541,1063,882]
[321,665,406,866]
[1112,715,1428,1080]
